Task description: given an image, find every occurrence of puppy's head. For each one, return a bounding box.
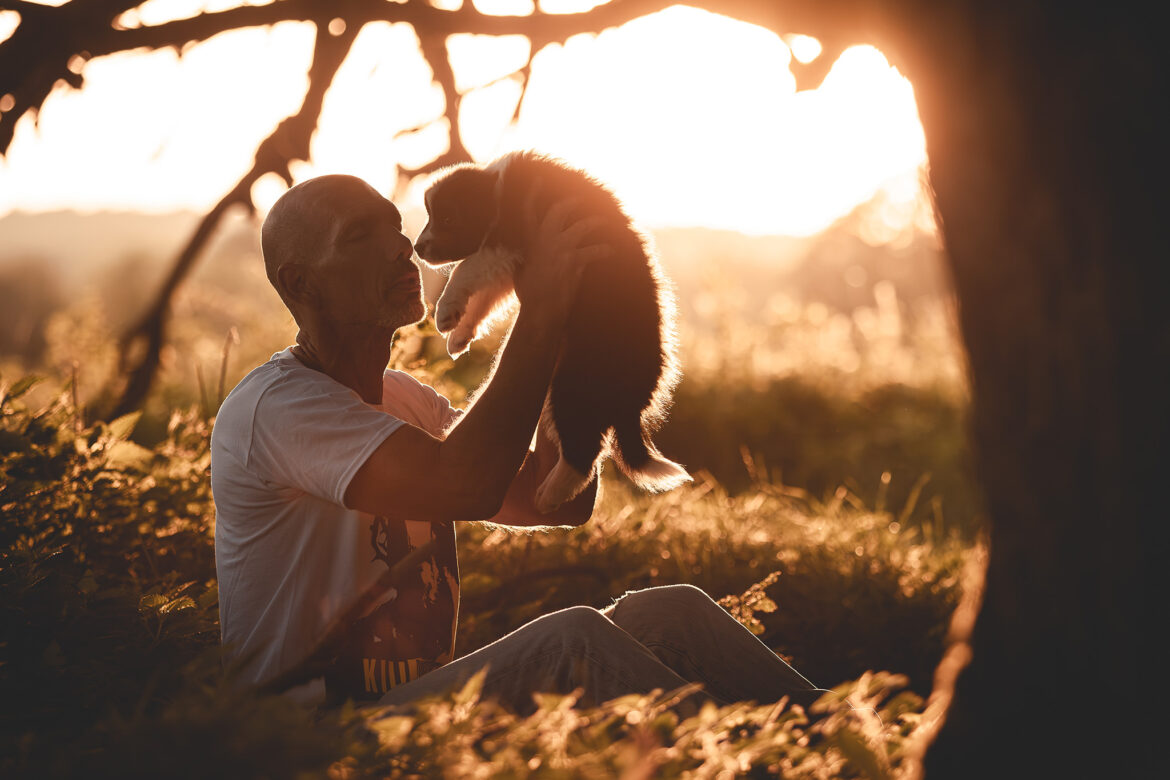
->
[415,165,498,265]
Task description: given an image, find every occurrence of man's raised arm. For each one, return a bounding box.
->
[344,202,604,524]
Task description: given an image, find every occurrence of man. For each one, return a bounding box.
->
[211,174,821,712]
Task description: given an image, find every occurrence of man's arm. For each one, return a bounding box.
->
[489,425,598,528]
[344,202,605,524]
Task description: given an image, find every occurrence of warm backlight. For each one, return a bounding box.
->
[0,3,928,237]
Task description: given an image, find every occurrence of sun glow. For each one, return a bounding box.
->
[0,2,929,237]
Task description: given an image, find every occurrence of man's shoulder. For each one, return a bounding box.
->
[219,349,293,416]
[213,348,315,455]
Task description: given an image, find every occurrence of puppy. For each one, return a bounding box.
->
[414,151,690,512]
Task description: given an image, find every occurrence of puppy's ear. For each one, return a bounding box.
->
[470,167,501,207]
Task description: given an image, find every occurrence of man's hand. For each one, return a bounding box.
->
[490,424,598,528]
[514,194,609,324]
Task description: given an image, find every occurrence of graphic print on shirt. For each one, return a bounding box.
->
[324,516,459,703]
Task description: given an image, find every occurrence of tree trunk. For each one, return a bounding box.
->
[910,3,1166,776]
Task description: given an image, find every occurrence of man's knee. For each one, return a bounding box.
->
[527,604,612,646]
[612,583,715,616]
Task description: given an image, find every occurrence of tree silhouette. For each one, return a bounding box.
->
[2,1,1163,776]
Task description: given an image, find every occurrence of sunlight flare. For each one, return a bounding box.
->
[0,2,928,238]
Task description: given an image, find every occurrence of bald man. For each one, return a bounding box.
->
[211,175,821,713]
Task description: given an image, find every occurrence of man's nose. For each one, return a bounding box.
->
[392,232,415,261]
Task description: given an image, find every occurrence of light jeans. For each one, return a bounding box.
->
[376,584,823,715]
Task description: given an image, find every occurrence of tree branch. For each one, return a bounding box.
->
[0,0,141,154]
[0,0,877,413]
[398,26,474,179]
[790,35,847,92]
[2,0,865,158]
[109,17,360,418]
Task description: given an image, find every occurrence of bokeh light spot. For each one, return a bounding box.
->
[786,34,822,63]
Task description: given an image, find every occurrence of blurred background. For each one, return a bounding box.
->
[1,0,978,712]
[1,0,972,523]
[7,2,1162,775]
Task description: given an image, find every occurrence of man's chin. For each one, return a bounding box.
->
[379,298,427,330]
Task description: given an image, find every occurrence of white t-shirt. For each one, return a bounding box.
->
[211,347,461,705]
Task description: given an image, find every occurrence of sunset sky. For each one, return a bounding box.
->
[0,1,930,237]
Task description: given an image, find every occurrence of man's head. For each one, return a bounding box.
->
[261,175,424,331]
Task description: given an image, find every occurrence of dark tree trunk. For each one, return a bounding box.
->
[907,3,1167,776]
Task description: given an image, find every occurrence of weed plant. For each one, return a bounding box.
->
[1,223,977,775]
[1,369,971,778]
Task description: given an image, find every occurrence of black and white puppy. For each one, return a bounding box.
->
[414,151,690,513]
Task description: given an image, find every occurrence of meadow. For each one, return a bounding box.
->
[0,206,982,777]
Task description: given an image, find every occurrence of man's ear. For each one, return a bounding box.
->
[277,263,318,309]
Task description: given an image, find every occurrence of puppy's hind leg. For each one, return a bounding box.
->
[534,380,609,514]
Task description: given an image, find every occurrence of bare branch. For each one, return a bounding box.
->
[0,0,141,154]
[790,36,847,92]
[397,25,474,179]
[2,0,865,157]
[0,0,877,413]
[509,56,536,124]
[109,17,360,417]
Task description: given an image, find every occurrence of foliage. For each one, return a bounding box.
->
[455,477,966,698]
[0,374,218,774]
[1,366,971,777]
[0,211,977,775]
[360,670,928,779]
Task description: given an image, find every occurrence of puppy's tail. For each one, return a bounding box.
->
[613,423,691,493]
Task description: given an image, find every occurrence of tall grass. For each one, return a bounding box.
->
[1,220,978,776]
[1,366,974,777]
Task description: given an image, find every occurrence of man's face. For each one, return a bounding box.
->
[309,179,425,330]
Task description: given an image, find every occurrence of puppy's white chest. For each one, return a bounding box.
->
[467,244,522,278]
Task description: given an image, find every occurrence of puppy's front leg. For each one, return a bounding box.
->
[435,247,521,357]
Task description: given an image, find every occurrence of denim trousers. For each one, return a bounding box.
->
[376,583,823,715]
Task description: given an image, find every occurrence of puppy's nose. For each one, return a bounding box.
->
[414,238,430,257]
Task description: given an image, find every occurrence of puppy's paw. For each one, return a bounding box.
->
[534,457,590,514]
[435,303,464,334]
[446,329,472,359]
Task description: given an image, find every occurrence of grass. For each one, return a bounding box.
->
[1,222,980,775]
[1,365,975,777]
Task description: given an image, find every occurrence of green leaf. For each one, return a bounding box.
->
[107,411,143,442]
[754,596,778,614]
[835,728,891,780]
[160,596,196,615]
[139,593,168,612]
[5,375,43,400]
[197,583,219,610]
[106,440,153,469]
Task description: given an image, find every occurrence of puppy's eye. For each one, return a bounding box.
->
[440,214,456,227]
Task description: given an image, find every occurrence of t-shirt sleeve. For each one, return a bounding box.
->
[246,375,406,507]
[382,370,463,437]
